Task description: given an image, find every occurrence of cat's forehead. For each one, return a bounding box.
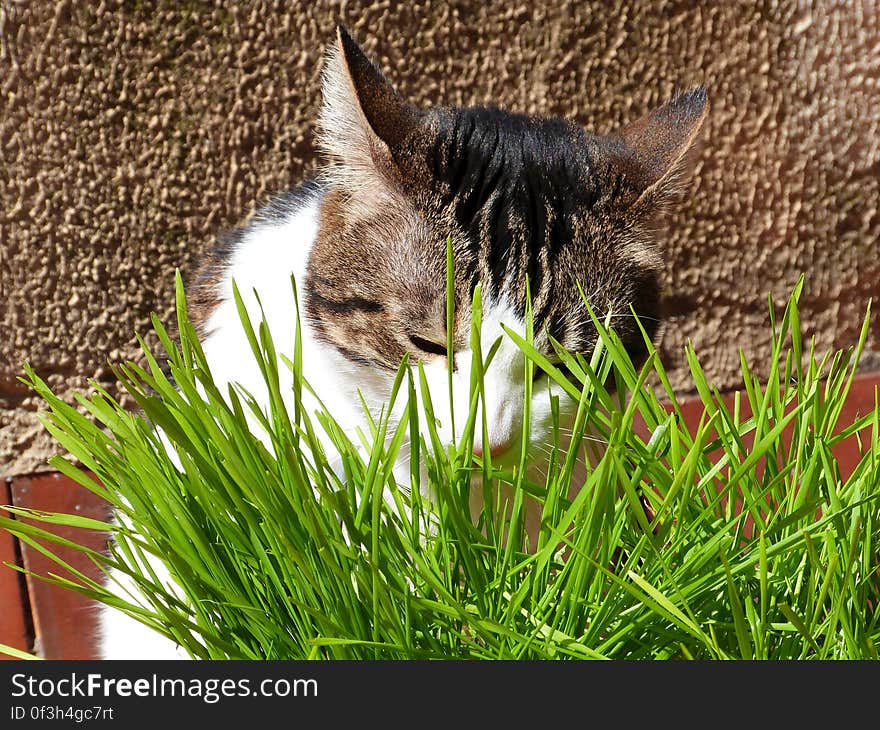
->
[426,105,596,185]
[435,106,583,148]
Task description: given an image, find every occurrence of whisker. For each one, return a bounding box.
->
[602,312,663,324]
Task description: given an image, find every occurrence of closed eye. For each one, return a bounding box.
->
[408,334,448,358]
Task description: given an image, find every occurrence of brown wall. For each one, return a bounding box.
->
[2,1,878,477]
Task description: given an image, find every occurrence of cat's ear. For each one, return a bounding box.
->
[318,25,421,189]
[614,87,709,208]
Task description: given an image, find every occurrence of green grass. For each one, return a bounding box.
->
[2,271,879,660]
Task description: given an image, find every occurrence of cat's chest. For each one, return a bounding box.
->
[200,192,383,427]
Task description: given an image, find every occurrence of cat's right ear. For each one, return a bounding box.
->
[318,25,421,189]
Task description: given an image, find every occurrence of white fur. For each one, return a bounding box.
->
[404,300,587,540]
[98,192,588,659]
[97,552,191,660]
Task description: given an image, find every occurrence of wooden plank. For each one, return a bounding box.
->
[0,478,32,659]
[668,371,879,481]
[10,473,110,660]
[832,371,879,479]
[634,372,880,535]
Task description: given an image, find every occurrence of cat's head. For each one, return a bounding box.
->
[305,25,707,464]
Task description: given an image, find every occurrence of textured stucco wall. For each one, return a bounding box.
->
[2,1,878,476]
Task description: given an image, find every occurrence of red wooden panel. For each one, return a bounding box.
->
[831,372,880,479]
[668,371,879,481]
[0,478,32,659]
[10,473,110,660]
[633,371,880,534]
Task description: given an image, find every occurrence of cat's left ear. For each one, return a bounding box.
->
[613,87,709,209]
[318,25,421,187]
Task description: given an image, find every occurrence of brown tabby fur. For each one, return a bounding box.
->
[304,26,707,371]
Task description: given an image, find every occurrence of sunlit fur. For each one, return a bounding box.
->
[97,26,706,659]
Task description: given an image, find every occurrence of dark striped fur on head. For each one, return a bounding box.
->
[306,26,708,372]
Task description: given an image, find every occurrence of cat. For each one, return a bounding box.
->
[96,25,707,659]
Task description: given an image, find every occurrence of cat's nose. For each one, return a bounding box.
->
[472,441,512,459]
